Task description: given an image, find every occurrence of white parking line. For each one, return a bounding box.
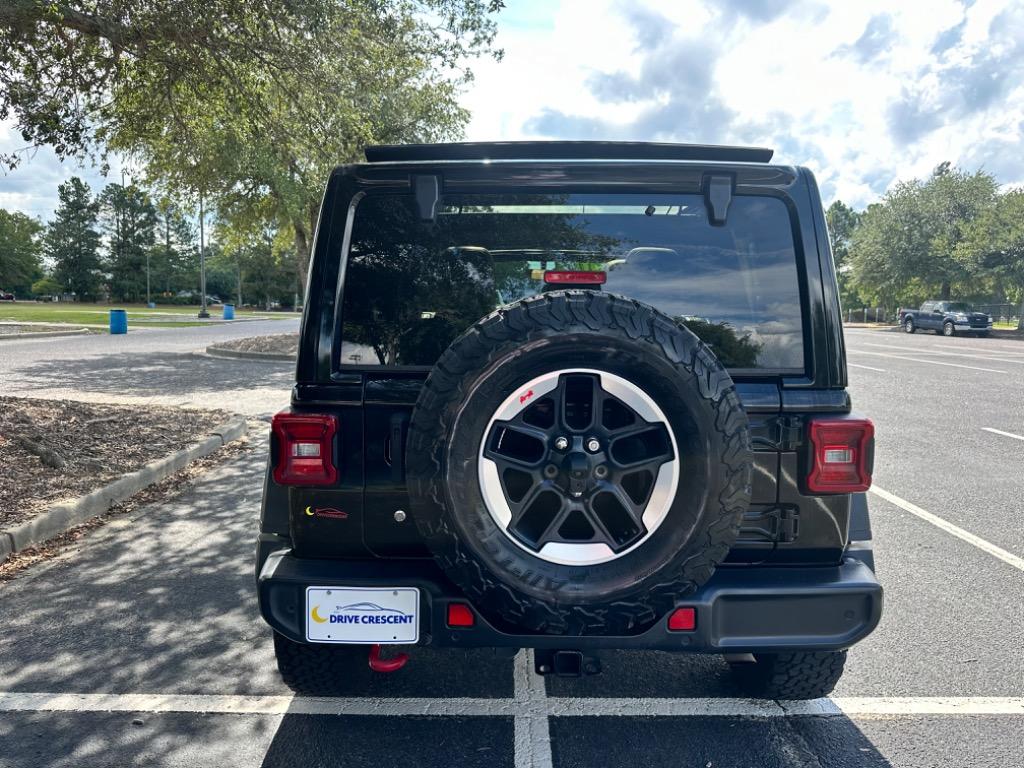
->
[848,350,1006,374]
[870,486,1024,573]
[982,427,1024,443]
[1,691,1022,718]
[514,649,553,768]
[855,342,1024,366]
[848,363,886,372]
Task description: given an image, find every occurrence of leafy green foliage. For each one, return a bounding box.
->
[100,183,158,302]
[958,189,1024,328]
[31,275,63,296]
[847,165,998,307]
[45,177,102,300]
[0,208,43,295]
[0,0,503,297]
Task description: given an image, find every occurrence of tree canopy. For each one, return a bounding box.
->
[45,177,103,300]
[0,208,43,295]
[0,1,503,295]
[846,165,998,307]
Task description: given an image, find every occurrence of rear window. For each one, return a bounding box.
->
[338,192,805,371]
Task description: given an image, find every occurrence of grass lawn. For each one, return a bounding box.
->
[993,320,1021,330]
[0,302,291,327]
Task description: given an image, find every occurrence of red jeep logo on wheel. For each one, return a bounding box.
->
[519,389,534,405]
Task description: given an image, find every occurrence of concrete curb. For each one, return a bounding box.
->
[0,328,92,342]
[204,346,294,362]
[0,417,248,564]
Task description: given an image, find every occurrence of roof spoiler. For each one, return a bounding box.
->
[364,141,774,164]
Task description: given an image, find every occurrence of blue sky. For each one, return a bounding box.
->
[2,0,1022,219]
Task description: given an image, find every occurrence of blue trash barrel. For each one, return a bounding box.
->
[109,309,128,334]
[223,304,235,320]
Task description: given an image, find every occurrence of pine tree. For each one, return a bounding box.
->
[45,177,102,301]
[101,183,157,302]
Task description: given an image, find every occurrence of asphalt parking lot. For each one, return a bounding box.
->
[1,325,1022,767]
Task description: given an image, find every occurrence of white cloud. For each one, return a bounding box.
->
[2,1,1021,218]
[463,0,1024,208]
[0,120,125,221]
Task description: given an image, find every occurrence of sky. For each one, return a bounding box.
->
[1,0,1022,220]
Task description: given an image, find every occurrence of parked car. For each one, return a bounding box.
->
[0,291,16,301]
[898,301,992,337]
[255,141,881,700]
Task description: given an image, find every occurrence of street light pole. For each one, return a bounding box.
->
[198,192,209,319]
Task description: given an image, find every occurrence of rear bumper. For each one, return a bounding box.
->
[258,548,883,654]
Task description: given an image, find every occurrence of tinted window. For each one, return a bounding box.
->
[339,193,805,370]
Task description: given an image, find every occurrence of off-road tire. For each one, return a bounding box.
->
[407,290,752,635]
[273,631,364,696]
[728,650,847,699]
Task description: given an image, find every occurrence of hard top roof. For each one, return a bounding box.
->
[363,141,774,164]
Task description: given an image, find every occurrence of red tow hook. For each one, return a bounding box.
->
[367,643,409,673]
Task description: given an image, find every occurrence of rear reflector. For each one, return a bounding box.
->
[446,603,475,628]
[272,412,338,486]
[543,270,607,285]
[806,418,874,494]
[667,607,696,632]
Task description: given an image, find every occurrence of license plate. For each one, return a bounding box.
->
[305,586,420,644]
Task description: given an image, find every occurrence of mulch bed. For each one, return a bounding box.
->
[0,397,230,529]
[210,333,298,357]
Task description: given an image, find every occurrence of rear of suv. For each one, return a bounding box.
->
[256,141,882,699]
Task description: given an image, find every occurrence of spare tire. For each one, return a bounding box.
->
[407,291,752,635]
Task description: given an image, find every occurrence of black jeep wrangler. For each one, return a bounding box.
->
[257,141,882,699]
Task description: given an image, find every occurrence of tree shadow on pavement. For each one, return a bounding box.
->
[9,351,295,400]
[0,449,507,700]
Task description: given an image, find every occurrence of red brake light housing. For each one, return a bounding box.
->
[543,270,606,285]
[446,603,475,628]
[806,418,874,494]
[667,607,696,631]
[272,412,338,486]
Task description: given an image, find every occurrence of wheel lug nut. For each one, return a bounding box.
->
[543,464,559,479]
[554,436,569,451]
[594,465,608,479]
[586,438,600,453]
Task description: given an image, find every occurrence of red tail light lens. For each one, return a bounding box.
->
[272,412,338,485]
[667,607,696,631]
[806,418,874,494]
[543,270,607,285]
[446,603,475,628]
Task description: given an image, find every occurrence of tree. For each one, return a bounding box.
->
[152,199,197,295]
[0,1,502,296]
[825,200,861,310]
[45,177,102,300]
[848,165,998,307]
[0,208,42,295]
[959,189,1024,329]
[100,183,158,302]
[31,275,63,296]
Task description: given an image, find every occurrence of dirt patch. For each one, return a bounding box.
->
[210,333,297,357]
[0,397,231,529]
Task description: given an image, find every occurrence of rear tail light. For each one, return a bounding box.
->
[446,603,475,628]
[667,607,696,631]
[806,418,874,494]
[272,412,338,485]
[543,270,606,285]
